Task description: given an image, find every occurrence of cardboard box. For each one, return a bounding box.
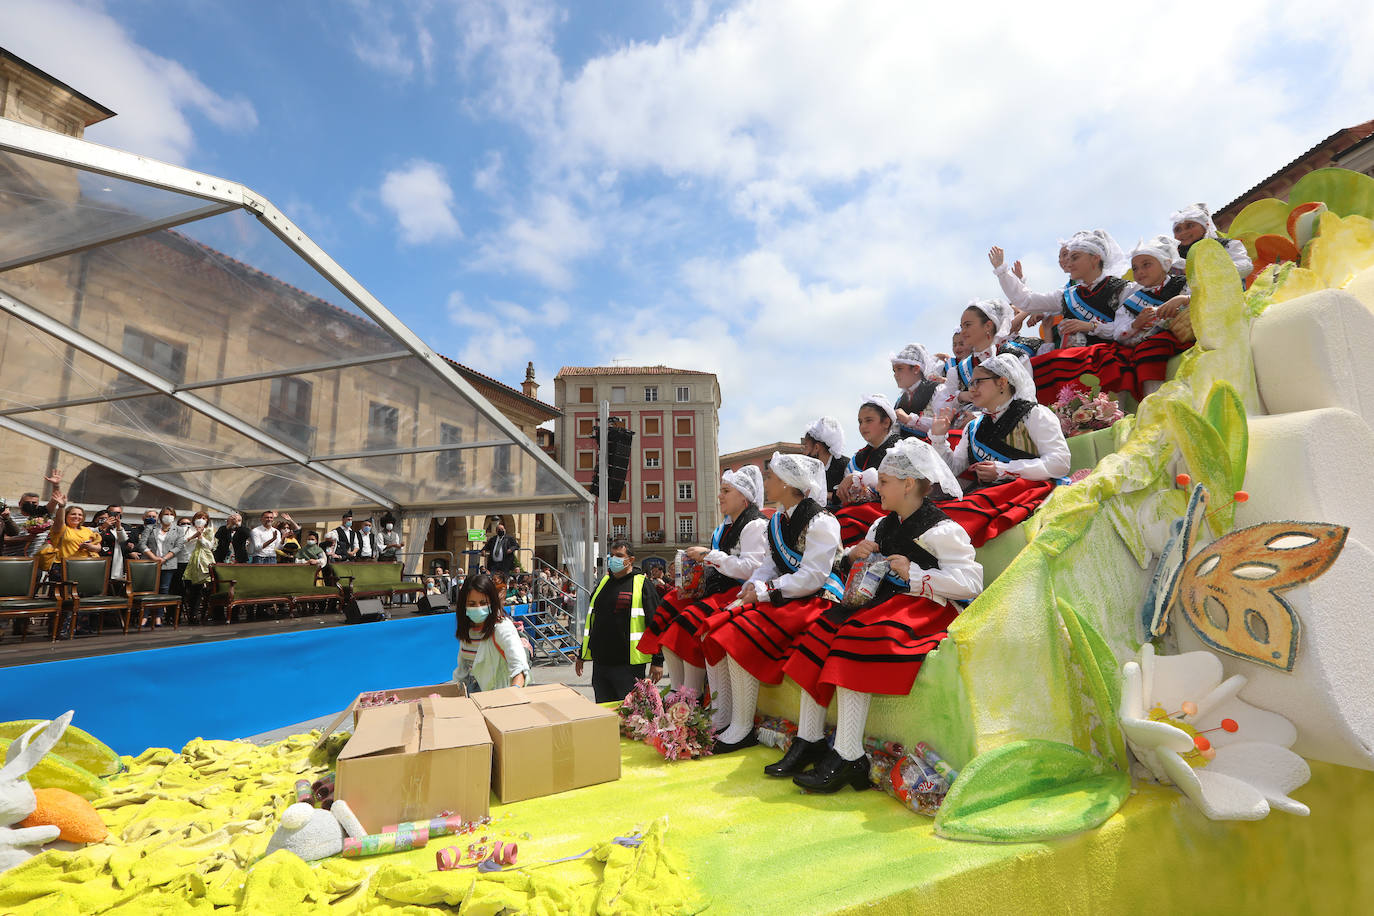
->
[472,683,621,803]
[334,695,492,833]
[316,681,467,745]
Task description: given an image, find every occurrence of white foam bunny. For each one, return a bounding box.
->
[0,710,74,873]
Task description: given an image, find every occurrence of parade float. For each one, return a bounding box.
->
[4,164,1374,913]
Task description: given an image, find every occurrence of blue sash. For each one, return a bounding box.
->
[768,510,844,602]
[1061,284,1114,323]
[965,415,1070,485]
[710,521,728,551]
[956,355,976,389]
[1120,286,1165,316]
[1001,338,1038,359]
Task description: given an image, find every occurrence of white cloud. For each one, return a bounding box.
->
[473,150,505,194]
[471,194,599,288]
[445,291,570,375]
[379,160,462,244]
[3,0,257,164]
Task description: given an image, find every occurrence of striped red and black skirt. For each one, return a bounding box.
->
[835,501,887,547]
[937,477,1056,547]
[1031,333,1188,404]
[782,594,959,705]
[646,587,743,667]
[702,595,832,685]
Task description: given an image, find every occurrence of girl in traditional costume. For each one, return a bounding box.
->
[772,438,980,792]
[704,453,843,754]
[1171,203,1252,280]
[932,299,1034,416]
[637,466,768,729]
[834,395,903,544]
[800,416,849,511]
[892,343,940,437]
[931,354,1070,547]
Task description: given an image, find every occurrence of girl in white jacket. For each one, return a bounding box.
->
[453,573,530,692]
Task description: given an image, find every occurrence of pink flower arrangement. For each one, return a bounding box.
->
[618,680,716,760]
[1052,377,1124,437]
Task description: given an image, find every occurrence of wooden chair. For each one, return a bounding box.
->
[57,557,130,639]
[0,556,60,641]
[126,559,181,630]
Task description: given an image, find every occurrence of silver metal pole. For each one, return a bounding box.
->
[597,399,609,575]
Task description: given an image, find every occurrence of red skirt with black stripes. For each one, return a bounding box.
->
[782,594,959,705]
[636,588,692,657]
[835,502,887,547]
[638,586,743,667]
[935,477,1057,547]
[1031,332,1188,404]
[702,595,831,685]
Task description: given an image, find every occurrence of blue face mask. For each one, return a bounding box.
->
[607,556,629,573]
[466,605,491,624]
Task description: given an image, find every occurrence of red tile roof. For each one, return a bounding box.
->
[555,366,716,379]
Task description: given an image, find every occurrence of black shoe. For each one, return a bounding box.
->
[792,749,870,793]
[711,729,758,755]
[763,737,829,777]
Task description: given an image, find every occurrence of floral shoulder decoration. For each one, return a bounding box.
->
[1119,644,1310,820]
[618,679,716,761]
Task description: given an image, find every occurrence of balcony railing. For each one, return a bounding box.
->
[643,530,666,543]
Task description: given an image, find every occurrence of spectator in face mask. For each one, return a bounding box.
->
[140,506,188,601]
[5,491,51,558]
[356,518,378,561]
[182,511,216,625]
[98,506,132,580]
[332,511,359,559]
[484,523,519,575]
[214,512,246,563]
[379,512,404,562]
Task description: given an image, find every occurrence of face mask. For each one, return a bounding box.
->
[19,502,37,514]
[193,519,207,529]
[160,514,174,525]
[466,605,491,624]
[343,520,353,528]
[307,539,318,546]
[145,517,156,526]
[607,556,628,573]
[362,526,372,534]
[385,523,394,531]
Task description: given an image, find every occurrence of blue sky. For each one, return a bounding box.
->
[7,0,1374,451]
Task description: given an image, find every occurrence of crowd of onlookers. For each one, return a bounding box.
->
[1,473,584,638]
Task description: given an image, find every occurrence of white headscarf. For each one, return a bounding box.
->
[769,451,827,503]
[1170,203,1218,238]
[805,416,848,458]
[860,393,897,425]
[966,298,1014,343]
[891,343,932,372]
[878,437,963,500]
[1130,234,1179,274]
[1065,229,1129,278]
[721,465,764,509]
[980,353,1037,403]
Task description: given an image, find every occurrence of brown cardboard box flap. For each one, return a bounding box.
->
[314,681,467,748]
[469,685,531,711]
[338,705,416,760]
[420,697,491,752]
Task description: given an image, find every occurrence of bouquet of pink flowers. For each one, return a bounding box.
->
[1051,376,1124,437]
[618,680,716,760]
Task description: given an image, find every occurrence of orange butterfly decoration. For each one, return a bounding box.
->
[1145,486,1348,672]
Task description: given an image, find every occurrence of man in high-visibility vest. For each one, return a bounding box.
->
[575,538,665,702]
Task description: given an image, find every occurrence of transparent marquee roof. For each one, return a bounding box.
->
[0,119,592,518]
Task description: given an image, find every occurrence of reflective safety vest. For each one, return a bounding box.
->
[582,573,651,665]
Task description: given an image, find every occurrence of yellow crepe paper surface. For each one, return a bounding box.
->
[2,730,1373,914]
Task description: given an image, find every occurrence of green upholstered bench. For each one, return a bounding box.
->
[208,563,336,623]
[330,561,424,605]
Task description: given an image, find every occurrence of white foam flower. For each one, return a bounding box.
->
[1119,644,1310,820]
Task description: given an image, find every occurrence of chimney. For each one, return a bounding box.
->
[521,362,539,399]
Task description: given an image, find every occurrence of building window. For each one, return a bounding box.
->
[577,450,595,471]
[644,386,659,402]
[611,515,629,539]
[677,515,696,542]
[675,448,693,469]
[577,417,595,437]
[676,386,691,402]
[118,327,190,435]
[644,449,661,469]
[579,386,594,403]
[643,515,664,543]
[436,422,466,480]
[644,481,662,501]
[367,402,399,450]
[677,482,694,501]
[643,416,661,436]
[611,386,626,403]
[675,415,693,436]
[492,444,513,493]
[265,376,315,450]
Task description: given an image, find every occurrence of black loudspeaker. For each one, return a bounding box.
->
[416,593,450,614]
[343,597,388,624]
[589,425,635,502]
